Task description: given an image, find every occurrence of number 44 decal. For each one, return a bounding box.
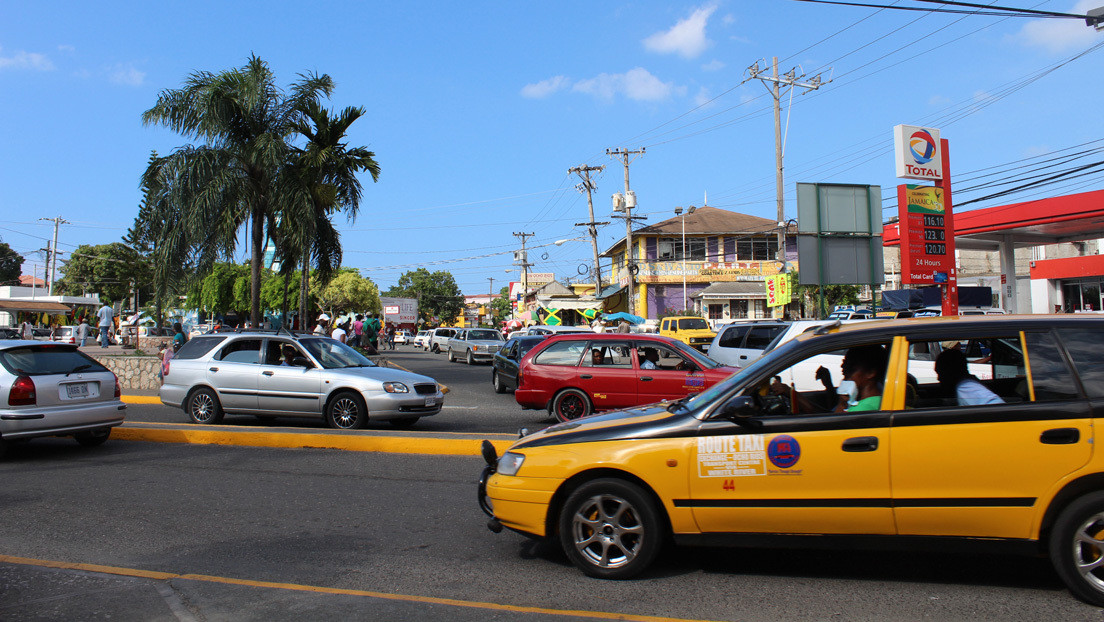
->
[722,479,735,491]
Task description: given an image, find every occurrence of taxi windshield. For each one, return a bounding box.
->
[678,338,806,413]
[299,338,378,369]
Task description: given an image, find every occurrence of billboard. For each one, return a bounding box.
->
[379,297,418,324]
[795,183,884,286]
[893,125,942,181]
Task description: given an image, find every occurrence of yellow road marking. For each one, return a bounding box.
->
[112,426,513,456]
[121,395,161,404]
[0,554,721,622]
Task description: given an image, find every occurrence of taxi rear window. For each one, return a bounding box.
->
[174,336,227,360]
[0,346,108,376]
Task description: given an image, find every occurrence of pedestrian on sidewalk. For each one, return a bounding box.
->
[20,318,34,340]
[172,322,186,351]
[77,318,91,347]
[313,313,330,336]
[97,304,114,348]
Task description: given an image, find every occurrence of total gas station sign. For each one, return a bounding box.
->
[894,125,943,181]
[898,184,955,285]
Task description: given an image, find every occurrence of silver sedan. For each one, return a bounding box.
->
[160,331,444,429]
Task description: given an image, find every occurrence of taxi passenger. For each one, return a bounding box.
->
[934,348,1004,406]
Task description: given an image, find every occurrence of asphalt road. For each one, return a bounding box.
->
[2,345,1102,620]
[128,345,557,435]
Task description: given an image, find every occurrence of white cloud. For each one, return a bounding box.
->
[57,45,75,53]
[520,75,569,99]
[701,59,725,72]
[573,67,675,102]
[694,86,713,107]
[928,94,951,107]
[0,47,55,71]
[1016,0,1103,53]
[722,13,736,26]
[108,63,145,86]
[643,4,717,59]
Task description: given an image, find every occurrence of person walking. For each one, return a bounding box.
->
[76,317,91,347]
[20,318,34,340]
[96,304,114,348]
[313,313,329,336]
[172,322,186,351]
[331,320,348,344]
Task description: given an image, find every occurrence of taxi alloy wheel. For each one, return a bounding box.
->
[327,391,368,430]
[559,478,663,579]
[552,388,592,422]
[447,348,456,362]
[188,388,224,424]
[1050,492,1104,606]
[492,371,507,394]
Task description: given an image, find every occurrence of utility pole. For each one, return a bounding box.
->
[606,148,646,316]
[39,216,69,296]
[513,232,534,318]
[747,57,829,265]
[569,164,609,297]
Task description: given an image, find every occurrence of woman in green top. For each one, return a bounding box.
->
[836,344,889,412]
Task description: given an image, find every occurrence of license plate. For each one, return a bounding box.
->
[65,383,90,398]
[424,397,436,407]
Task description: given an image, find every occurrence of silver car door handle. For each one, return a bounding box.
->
[263,371,274,376]
[209,367,219,372]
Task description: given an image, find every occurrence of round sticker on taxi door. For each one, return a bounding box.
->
[767,435,800,468]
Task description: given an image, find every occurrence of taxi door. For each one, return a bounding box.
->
[890,330,1092,539]
[577,340,637,410]
[684,338,900,536]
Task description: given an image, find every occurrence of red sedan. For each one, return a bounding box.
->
[514,333,739,422]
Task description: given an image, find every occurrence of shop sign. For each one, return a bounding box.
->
[765,274,792,307]
[894,125,942,181]
[379,297,418,323]
[635,260,791,284]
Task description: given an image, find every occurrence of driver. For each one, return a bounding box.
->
[280,345,299,366]
[770,344,888,414]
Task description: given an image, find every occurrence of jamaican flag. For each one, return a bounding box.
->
[542,308,562,326]
[580,308,598,320]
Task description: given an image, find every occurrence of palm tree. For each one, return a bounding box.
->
[284,100,380,324]
[140,55,333,327]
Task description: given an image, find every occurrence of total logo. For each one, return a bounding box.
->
[909,129,937,164]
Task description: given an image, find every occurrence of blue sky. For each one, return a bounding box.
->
[2,1,1102,294]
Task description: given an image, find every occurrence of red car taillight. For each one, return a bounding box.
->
[113,372,121,398]
[9,376,36,406]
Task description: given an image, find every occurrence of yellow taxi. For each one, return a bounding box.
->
[479,315,1104,605]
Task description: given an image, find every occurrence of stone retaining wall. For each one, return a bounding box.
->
[88,355,161,391]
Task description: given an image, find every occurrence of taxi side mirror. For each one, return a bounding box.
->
[718,395,762,429]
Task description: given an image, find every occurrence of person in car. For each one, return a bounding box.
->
[639,348,659,370]
[280,345,299,366]
[591,349,605,366]
[934,348,1004,406]
[771,344,888,414]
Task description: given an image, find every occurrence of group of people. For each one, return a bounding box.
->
[312,313,399,353]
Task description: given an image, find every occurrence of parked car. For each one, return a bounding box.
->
[514,333,738,422]
[479,315,1104,607]
[412,330,430,349]
[426,328,457,353]
[446,328,506,365]
[827,308,874,320]
[393,329,414,345]
[658,316,716,352]
[0,327,20,339]
[491,335,547,393]
[706,321,790,368]
[189,324,211,338]
[50,326,78,344]
[160,331,445,429]
[0,341,125,458]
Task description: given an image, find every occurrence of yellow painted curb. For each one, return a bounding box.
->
[121,395,161,404]
[112,426,513,456]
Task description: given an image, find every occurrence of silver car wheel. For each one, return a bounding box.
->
[189,389,222,424]
[329,394,364,429]
[570,493,644,570]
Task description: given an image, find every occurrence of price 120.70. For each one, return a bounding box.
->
[925,243,947,255]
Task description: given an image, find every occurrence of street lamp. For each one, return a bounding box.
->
[674,205,696,311]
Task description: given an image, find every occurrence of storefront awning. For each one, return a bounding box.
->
[597,284,626,299]
[692,282,766,300]
[0,300,72,313]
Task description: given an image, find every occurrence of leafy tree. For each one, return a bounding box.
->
[0,241,24,286]
[188,263,250,316]
[56,243,148,306]
[140,55,334,327]
[310,269,380,318]
[385,268,463,325]
[284,100,380,324]
[795,271,862,317]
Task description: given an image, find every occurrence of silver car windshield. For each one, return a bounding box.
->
[468,329,503,341]
[299,338,378,369]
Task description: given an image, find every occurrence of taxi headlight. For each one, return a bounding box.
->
[497,452,526,476]
[383,382,409,393]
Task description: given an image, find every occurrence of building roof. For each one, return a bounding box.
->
[0,300,72,313]
[18,275,45,287]
[602,206,780,256]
